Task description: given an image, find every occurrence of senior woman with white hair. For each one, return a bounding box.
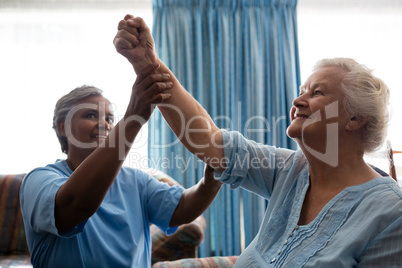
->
[19,65,223,268]
[114,15,402,267]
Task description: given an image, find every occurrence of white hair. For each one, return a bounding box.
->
[313,58,390,153]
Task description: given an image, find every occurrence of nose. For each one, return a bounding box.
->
[98,117,112,132]
[292,94,308,108]
[105,121,112,131]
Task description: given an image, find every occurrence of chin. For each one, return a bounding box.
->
[286,124,300,139]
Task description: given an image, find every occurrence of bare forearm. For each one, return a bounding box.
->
[56,65,171,231]
[169,177,223,227]
[55,121,141,231]
[115,16,225,170]
[152,60,226,171]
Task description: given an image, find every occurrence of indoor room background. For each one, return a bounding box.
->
[1,0,401,258]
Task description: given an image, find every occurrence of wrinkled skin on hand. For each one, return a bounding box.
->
[203,165,223,187]
[113,14,158,74]
[125,64,172,123]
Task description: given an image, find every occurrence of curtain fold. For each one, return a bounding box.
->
[150,0,299,257]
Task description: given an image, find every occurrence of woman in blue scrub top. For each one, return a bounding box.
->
[20,64,223,268]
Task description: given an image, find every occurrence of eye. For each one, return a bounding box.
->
[85,113,97,119]
[314,90,323,96]
[106,116,114,125]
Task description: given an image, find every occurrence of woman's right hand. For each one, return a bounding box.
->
[125,63,173,126]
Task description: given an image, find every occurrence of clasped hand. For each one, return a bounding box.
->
[114,14,172,123]
[125,64,173,124]
[113,14,158,74]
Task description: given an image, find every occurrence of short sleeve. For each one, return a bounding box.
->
[145,177,185,235]
[20,168,85,237]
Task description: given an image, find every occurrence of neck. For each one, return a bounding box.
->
[66,149,93,171]
[66,157,80,171]
[298,139,379,191]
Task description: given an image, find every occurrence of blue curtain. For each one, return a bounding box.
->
[150,0,300,257]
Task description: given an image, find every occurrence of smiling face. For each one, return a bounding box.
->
[59,95,114,161]
[287,66,350,149]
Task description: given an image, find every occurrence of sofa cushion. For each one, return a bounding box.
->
[152,256,239,268]
[151,216,206,264]
[0,174,29,255]
[0,254,31,267]
[144,168,207,264]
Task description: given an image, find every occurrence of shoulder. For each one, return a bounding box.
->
[119,166,149,178]
[351,177,402,225]
[118,166,168,182]
[26,160,70,176]
[116,166,152,186]
[22,160,70,187]
[117,167,182,191]
[372,178,402,210]
[20,161,70,211]
[119,166,180,184]
[355,177,402,203]
[354,179,402,263]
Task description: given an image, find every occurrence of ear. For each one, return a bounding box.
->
[345,115,368,131]
[57,120,67,137]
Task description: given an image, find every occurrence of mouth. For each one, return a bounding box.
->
[94,135,107,140]
[293,113,310,120]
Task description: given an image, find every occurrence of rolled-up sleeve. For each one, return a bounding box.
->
[146,178,185,235]
[214,130,294,199]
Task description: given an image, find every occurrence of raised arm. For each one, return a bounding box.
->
[114,15,226,172]
[55,65,172,231]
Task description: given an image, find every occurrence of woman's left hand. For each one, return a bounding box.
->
[169,164,223,227]
[203,165,223,188]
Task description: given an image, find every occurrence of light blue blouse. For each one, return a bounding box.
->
[216,130,402,267]
[20,160,184,268]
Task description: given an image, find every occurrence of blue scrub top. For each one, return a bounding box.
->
[20,160,184,268]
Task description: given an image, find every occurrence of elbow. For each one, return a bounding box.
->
[55,197,99,232]
[169,208,192,227]
[169,197,196,227]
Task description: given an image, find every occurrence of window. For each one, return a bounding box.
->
[0,5,153,173]
[2,1,401,182]
[298,0,402,184]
